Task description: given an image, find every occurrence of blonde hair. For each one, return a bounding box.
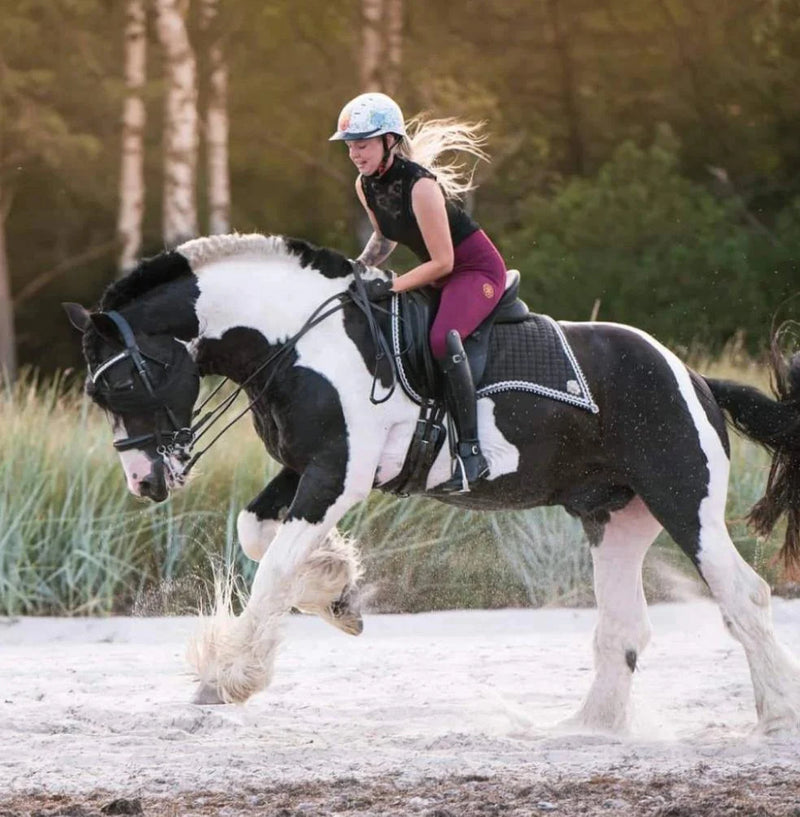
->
[395,116,489,200]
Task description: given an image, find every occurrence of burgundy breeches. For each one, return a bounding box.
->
[429,230,507,360]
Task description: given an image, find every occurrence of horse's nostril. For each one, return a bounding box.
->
[138,466,168,502]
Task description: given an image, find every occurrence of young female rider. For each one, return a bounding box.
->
[330,92,508,493]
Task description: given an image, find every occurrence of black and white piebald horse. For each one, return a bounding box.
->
[64,233,800,733]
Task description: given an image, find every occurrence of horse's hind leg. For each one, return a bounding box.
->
[691,499,800,732]
[640,369,800,733]
[569,496,662,732]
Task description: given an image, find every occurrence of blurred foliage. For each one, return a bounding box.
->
[2,0,800,370]
[504,126,800,349]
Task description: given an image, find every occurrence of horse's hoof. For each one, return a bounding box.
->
[328,593,364,636]
[193,682,226,705]
[336,612,364,636]
[321,605,363,636]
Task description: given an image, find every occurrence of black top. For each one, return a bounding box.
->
[360,156,479,262]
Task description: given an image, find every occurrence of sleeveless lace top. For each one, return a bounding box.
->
[360,156,479,262]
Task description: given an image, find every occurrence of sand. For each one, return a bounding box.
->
[1,600,799,814]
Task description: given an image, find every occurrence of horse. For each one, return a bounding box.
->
[63,232,800,733]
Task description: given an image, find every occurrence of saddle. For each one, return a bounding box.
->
[379,270,598,496]
[394,269,530,403]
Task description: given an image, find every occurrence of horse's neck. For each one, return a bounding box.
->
[194,255,350,345]
[123,276,200,341]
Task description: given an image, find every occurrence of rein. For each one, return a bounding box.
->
[348,261,397,404]
[183,290,354,473]
[91,263,399,479]
[184,263,398,472]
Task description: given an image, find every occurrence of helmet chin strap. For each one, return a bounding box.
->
[371,134,399,178]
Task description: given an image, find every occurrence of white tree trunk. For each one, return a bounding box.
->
[384,0,402,95]
[117,0,148,274]
[0,186,16,383]
[360,0,383,91]
[360,0,403,93]
[154,0,198,247]
[200,0,230,235]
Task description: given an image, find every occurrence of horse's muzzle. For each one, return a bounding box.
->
[138,460,169,503]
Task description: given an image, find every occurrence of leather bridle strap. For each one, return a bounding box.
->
[89,310,187,451]
[348,261,397,404]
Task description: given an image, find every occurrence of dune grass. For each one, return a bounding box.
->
[0,347,790,616]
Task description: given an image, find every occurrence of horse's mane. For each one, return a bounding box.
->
[178,233,355,279]
[99,251,194,311]
[99,234,355,311]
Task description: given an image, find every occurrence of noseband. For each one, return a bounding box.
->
[90,310,195,459]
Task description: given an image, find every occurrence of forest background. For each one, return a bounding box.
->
[2,0,800,380]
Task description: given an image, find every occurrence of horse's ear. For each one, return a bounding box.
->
[62,302,92,334]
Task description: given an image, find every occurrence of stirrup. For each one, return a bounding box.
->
[438,444,489,494]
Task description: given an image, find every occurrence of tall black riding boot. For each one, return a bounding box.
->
[437,329,489,493]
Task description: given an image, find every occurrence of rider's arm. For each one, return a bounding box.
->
[390,178,454,293]
[355,177,397,267]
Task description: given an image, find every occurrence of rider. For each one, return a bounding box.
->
[330,92,508,493]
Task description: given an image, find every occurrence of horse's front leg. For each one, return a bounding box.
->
[237,466,300,561]
[191,461,370,704]
[238,466,362,634]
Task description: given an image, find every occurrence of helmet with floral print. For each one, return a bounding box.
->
[329,92,406,141]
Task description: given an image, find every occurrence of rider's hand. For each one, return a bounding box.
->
[351,277,394,302]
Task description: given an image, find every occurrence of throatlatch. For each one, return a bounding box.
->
[438,329,489,493]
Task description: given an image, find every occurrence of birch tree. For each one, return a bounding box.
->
[117,0,148,273]
[0,39,18,381]
[360,0,403,93]
[355,0,404,244]
[384,0,402,96]
[360,0,382,91]
[0,0,101,381]
[0,182,14,382]
[154,0,198,246]
[200,0,230,235]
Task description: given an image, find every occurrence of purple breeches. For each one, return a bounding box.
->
[429,230,507,360]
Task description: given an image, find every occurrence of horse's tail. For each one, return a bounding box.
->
[704,338,800,575]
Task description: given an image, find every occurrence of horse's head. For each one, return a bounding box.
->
[64,303,200,502]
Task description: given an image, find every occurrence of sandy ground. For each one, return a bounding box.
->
[1,600,800,815]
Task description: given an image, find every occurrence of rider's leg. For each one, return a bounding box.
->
[429,233,506,493]
[437,329,489,492]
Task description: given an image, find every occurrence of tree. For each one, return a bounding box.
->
[0,178,14,381]
[355,0,404,243]
[200,0,230,235]
[154,0,199,246]
[0,0,104,379]
[360,0,403,93]
[117,0,148,273]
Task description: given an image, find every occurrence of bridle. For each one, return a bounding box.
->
[90,310,195,462]
[89,264,397,481]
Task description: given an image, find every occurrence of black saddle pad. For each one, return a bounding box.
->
[476,315,598,413]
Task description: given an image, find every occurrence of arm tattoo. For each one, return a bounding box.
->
[358,233,395,267]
